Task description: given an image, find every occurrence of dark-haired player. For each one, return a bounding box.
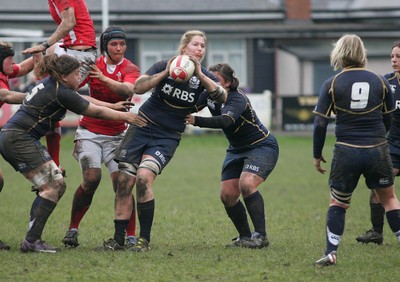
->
[186,63,278,249]
[62,26,140,248]
[313,34,400,266]
[0,41,41,250]
[0,54,145,253]
[23,0,97,174]
[356,41,400,245]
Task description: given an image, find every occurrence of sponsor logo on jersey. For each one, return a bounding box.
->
[162,83,196,103]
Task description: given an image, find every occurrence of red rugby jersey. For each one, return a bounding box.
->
[48,0,96,48]
[79,56,140,135]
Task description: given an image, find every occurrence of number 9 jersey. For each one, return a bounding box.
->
[313,67,394,147]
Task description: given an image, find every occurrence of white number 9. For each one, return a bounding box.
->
[350,82,370,109]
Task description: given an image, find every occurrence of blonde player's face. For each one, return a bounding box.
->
[183,35,205,62]
[63,68,81,90]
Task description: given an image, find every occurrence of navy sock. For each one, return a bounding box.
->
[225,200,251,238]
[325,205,346,255]
[244,191,266,237]
[137,199,155,242]
[386,209,400,240]
[26,197,56,242]
[114,219,129,246]
[370,203,385,234]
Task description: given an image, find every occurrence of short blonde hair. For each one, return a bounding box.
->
[330,34,367,70]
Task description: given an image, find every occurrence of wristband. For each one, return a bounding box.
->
[41,40,51,50]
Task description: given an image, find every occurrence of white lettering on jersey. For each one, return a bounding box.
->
[162,83,195,102]
[395,100,400,109]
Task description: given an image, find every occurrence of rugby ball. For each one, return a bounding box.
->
[169,55,195,83]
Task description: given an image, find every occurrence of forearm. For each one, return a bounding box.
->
[0,89,26,104]
[193,115,234,129]
[101,78,133,99]
[48,8,76,46]
[84,104,125,121]
[134,71,169,94]
[16,57,34,77]
[313,115,328,159]
[197,73,227,103]
[82,95,114,108]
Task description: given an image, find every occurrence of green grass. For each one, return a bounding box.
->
[0,132,399,281]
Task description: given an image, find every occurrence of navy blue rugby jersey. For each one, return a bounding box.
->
[196,89,270,149]
[385,72,400,145]
[314,68,394,146]
[4,76,90,139]
[139,60,219,133]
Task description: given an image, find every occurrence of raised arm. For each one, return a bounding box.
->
[22,7,76,54]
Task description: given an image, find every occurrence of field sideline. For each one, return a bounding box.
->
[0,132,399,281]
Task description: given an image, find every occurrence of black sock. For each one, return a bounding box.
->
[137,199,155,242]
[114,219,129,246]
[370,203,385,234]
[26,197,56,242]
[386,209,400,240]
[225,200,251,238]
[244,191,266,237]
[325,205,346,255]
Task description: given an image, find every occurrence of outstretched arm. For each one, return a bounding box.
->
[0,89,26,104]
[82,103,147,127]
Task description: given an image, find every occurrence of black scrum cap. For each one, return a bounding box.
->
[100,26,127,55]
[0,45,15,74]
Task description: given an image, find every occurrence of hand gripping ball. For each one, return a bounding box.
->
[169,55,195,83]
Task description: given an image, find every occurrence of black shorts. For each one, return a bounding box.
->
[114,123,181,173]
[329,143,393,193]
[221,135,279,181]
[0,129,52,173]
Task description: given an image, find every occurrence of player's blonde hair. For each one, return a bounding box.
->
[330,34,367,71]
[178,30,207,55]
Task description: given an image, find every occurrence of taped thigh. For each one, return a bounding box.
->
[139,158,161,175]
[118,162,137,177]
[31,162,63,187]
[330,188,352,206]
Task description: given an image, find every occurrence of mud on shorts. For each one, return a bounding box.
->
[0,129,52,173]
[73,126,125,173]
[329,143,394,194]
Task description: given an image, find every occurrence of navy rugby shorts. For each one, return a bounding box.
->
[114,123,181,173]
[221,135,279,181]
[0,129,52,173]
[329,143,393,193]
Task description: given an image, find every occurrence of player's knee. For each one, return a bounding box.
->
[138,158,161,176]
[118,162,137,177]
[220,190,240,206]
[330,188,352,208]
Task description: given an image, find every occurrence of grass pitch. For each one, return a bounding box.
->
[0,132,399,281]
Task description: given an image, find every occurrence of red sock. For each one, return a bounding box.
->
[69,185,92,229]
[126,195,136,237]
[46,123,61,166]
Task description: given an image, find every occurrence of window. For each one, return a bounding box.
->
[139,38,247,86]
